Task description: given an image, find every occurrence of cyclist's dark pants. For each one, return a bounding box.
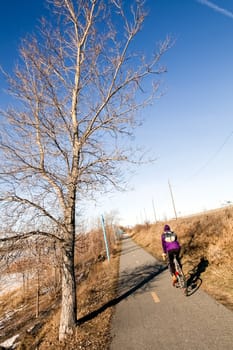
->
[167,248,181,275]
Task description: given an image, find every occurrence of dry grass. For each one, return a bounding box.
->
[127,206,233,311]
[31,256,120,349]
[1,207,233,348]
[0,251,120,349]
[0,228,121,349]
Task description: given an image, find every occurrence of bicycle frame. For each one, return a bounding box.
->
[173,254,187,294]
[166,253,187,295]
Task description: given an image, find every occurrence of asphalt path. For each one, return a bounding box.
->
[110,234,233,350]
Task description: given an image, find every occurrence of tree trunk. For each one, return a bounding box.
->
[59,233,77,341]
[36,268,40,318]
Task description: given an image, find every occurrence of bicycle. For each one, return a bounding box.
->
[173,254,187,295]
[164,253,187,295]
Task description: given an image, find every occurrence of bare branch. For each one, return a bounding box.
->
[0,230,64,243]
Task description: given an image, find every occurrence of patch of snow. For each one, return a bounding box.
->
[0,334,19,348]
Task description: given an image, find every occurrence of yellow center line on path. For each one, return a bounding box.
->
[151,291,160,303]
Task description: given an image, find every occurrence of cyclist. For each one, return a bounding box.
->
[161,224,182,286]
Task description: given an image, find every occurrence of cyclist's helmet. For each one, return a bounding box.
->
[164,224,170,231]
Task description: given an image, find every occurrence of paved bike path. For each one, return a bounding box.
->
[110,234,233,350]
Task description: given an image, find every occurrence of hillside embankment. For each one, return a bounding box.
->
[127,206,233,311]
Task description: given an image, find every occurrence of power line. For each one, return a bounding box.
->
[188,130,233,180]
[168,179,178,220]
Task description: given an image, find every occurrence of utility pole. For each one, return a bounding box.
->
[152,198,157,222]
[168,180,178,220]
[101,215,110,262]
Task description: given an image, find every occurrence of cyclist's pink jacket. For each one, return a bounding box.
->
[161,232,181,253]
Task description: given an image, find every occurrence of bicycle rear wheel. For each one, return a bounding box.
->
[174,257,187,293]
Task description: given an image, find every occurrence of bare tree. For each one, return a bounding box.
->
[0,0,171,340]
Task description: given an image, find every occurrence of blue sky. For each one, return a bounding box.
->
[1,0,233,227]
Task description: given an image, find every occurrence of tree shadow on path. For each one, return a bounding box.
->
[185,257,209,297]
[77,263,166,325]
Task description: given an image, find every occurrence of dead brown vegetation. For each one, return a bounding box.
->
[0,226,120,349]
